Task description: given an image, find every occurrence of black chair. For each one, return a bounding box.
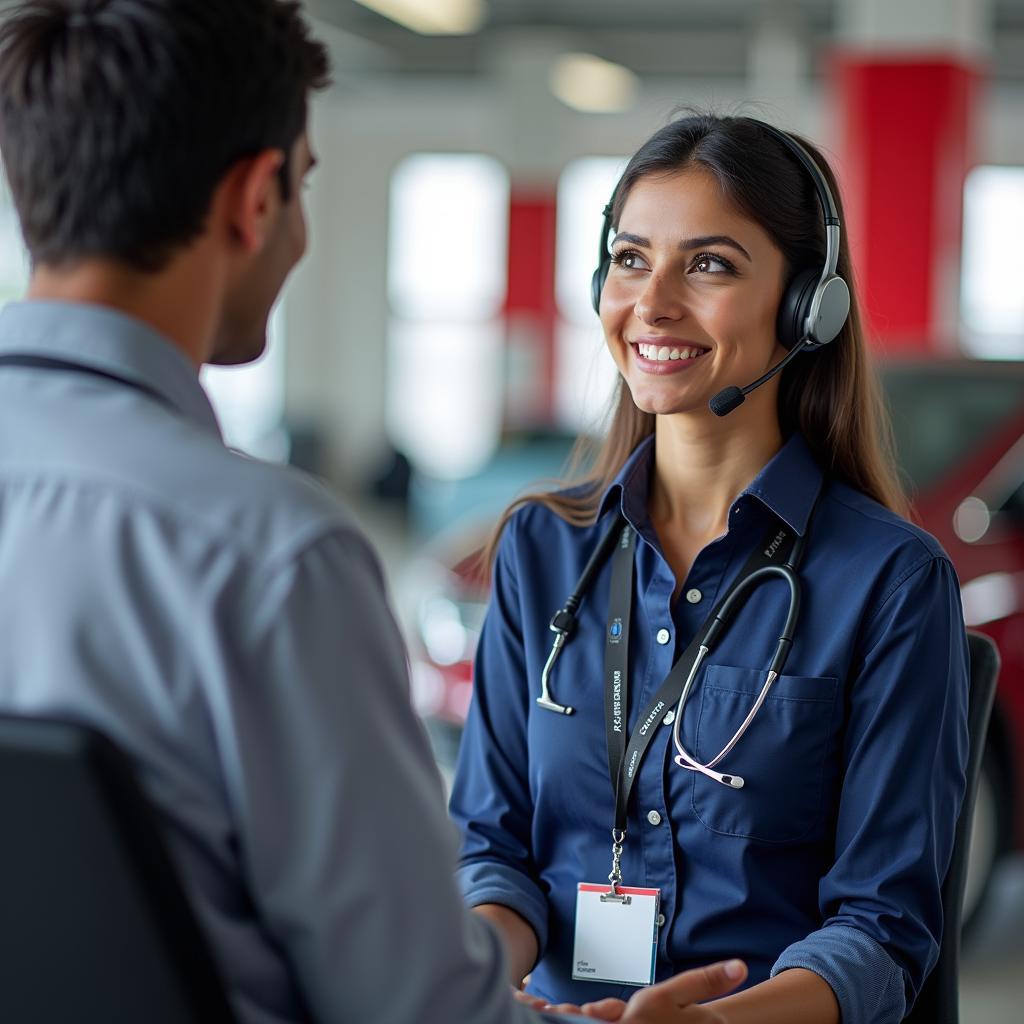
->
[0,714,238,1024]
[905,630,1000,1024]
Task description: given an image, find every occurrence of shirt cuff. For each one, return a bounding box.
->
[770,923,907,1024]
[456,860,550,960]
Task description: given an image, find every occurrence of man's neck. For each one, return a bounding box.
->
[27,255,223,370]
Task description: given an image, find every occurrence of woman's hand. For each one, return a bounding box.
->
[526,960,747,1021]
[618,961,746,1022]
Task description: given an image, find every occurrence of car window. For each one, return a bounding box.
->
[880,366,1024,495]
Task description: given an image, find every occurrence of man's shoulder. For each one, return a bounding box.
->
[174,436,358,565]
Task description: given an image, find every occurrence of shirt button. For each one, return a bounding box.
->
[656,628,671,645]
[662,710,675,726]
[685,588,702,604]
[656,913,666,928]
[647,809,662,826]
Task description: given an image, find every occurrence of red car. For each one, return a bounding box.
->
[406,359,1024,928]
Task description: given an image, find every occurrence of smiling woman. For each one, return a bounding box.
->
[452,113,970,1024]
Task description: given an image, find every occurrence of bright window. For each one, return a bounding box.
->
[0,179,30,303]
[961,166,1024,358]
[387,154,509,479]
[554,156,627,430]
[200,302,288,461]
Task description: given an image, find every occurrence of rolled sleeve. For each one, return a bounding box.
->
[785,554,969,1023]
[456,859,551,957]
[450,512,550,958]
[771,924,906,1022]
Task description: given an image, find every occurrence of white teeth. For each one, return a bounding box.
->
[635,343,706,361]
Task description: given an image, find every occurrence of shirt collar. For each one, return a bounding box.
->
[597,431,823,536]
[0,300,222,439]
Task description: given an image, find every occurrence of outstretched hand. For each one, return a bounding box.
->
[518,959,747,1021]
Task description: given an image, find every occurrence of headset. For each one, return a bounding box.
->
[589,119,852,416]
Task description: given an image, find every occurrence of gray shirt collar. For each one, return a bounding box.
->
[0,300,222,439]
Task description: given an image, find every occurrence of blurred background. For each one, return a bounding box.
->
[2,0,1023,1018]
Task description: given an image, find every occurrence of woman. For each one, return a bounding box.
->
[449,114,969,1024]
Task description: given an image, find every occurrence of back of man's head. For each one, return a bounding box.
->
[0,0,331,273]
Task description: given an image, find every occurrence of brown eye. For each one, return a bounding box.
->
[611,249,649,272]
[692,252,736,275]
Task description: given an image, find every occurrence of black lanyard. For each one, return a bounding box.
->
[603,509,812,836]
[0,354,171,410]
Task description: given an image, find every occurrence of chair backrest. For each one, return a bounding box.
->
[904,630,1000,1024]
[0,714,238,1024]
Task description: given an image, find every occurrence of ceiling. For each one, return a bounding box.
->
[305,0,1024,83]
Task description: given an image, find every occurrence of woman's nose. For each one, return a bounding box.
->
[633,271,685,325]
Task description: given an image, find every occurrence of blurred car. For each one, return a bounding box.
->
[405,359,1024,927]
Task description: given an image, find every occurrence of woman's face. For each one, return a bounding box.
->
[600,166,789,418]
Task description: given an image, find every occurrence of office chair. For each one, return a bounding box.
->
[904,630,1001,1024]
[0,714,238,1024]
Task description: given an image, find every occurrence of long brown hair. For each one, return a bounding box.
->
[484,113,908,570]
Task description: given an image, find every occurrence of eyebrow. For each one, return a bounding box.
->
[611,231,752,263]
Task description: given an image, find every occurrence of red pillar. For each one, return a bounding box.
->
[830,55,983,354]
[504,192,558,426]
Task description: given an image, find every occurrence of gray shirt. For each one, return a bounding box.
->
[0,301,547,1024]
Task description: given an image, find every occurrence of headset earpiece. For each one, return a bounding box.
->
[776,269,820,350]
[777,268,851,350]
[590,263,609,315]
[591,203,614,316]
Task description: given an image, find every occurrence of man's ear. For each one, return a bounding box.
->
[217,149,286,254]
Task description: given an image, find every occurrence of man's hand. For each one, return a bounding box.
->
[523,960,748,1021]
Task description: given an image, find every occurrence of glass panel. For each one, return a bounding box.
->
[200,302,288,461]
[961,166,1024,358]
[555,155,628,326]
[554,318,619,432]
[0,177,30,305]
[388,154,509,321]
[387,318,503,479]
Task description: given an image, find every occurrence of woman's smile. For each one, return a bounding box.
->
[629,338,711,374]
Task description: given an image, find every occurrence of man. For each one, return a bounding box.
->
[0,3,744,1022]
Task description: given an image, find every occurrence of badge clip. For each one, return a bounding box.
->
[600,829,632,905]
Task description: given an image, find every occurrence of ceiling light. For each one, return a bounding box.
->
[549,53,639,114]
[353,0,485,36]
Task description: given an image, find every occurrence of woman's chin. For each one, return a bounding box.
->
[627,384,708,418]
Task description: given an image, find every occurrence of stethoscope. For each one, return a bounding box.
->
[536,508,811,789]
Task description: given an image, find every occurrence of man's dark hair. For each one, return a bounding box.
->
[0,0,331,271]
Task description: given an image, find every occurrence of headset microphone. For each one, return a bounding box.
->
[709,336,813,417]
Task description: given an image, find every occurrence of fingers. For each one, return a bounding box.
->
[511,988,550,1011]
[580,997,629,1019]
[622,960,747,1019]
[544,1002,585,1016]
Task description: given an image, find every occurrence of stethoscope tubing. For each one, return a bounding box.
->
[539,523,808,789]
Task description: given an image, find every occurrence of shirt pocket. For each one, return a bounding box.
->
[689,664,838,844]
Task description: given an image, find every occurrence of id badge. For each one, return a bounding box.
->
[571,883,661,986]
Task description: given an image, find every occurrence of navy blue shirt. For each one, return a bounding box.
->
[450,432,969,1023]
